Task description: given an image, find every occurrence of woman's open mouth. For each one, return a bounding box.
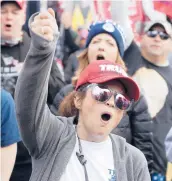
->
[96,54,105,60]
[101,113,112,122]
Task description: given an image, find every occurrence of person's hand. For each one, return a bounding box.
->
[31,8,58,41]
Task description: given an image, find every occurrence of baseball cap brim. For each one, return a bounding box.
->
[144,21,172,35]
[87,75,140,101]
[1,0,23,9]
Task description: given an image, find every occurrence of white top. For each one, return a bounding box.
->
[60,136,115,181]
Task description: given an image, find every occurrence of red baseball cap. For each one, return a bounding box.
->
[75,60,140,101]
[1,0,25,9]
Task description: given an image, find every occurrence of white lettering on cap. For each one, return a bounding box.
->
[99,65,128,76]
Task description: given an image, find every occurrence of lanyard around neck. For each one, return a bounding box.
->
[75,125,89,181]
[76,134,89,181]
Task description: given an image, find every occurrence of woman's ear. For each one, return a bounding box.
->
[74,94,82,110]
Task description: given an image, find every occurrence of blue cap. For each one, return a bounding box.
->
[85,20,126,57]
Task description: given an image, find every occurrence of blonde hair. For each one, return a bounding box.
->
[72,48,127,86]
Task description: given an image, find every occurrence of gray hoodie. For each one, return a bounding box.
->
[15,13,151,181]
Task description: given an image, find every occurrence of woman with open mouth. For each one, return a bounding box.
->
[51,10,153,175]
[15,9,151,180]
[57,60,151,181]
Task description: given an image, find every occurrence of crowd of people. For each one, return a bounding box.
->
[1,0,172,181]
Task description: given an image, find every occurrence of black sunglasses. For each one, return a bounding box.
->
[81,84,133,111]
[146,30,170,40]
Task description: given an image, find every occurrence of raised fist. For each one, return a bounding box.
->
[31,8,58,41]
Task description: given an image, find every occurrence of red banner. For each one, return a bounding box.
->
[153,1,172,18]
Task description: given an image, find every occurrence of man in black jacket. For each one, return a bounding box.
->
[1,1,65,180]
[125,21,172,180]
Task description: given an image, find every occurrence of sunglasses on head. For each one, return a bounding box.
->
[80,84,133,111]
[146,30,170,40]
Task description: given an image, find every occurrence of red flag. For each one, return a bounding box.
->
[153,1,172,18]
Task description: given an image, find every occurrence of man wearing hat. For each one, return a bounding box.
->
[125,20,172,180]
[1,1,32,181]
[1,0,29,97]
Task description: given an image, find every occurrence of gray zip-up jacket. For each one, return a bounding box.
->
[15,14,151,181]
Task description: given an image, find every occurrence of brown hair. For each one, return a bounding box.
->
[58,90,86,118]
[72,48,127,86]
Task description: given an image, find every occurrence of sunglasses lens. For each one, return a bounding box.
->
[160,32,169,40]
[147,31,157,38]
[91,85,131,110]
[115,94,130,110]
[92,86,112,102]
[147,31,169,40]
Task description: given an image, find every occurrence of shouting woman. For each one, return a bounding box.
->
[15,9,151,181]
